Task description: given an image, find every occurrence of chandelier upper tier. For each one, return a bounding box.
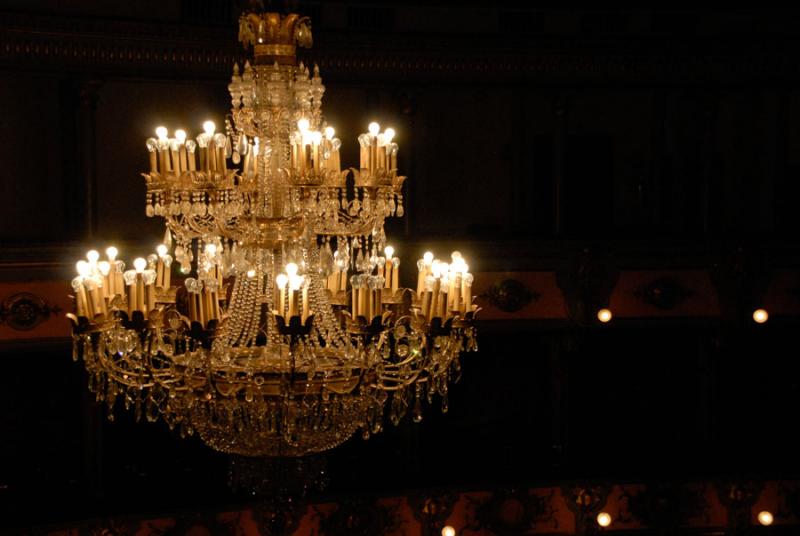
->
[68,12,478,457]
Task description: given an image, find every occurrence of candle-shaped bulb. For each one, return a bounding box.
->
[392,257,401,268]
[155,126,168,140]
[106,246,118,261]
[246,269,256,279]
[451,251,462,261]
[431,260,442,278]
[423,251,434,264]
[205,243,217,255]
[156,244,168,257]
[146,138,158,152]
[384,127,396,143]
[310,131,322,145]
[440,262,450,276]
[76,260,91,277]
[368,122,380,136]
[175,129,187,143]
[71,276,84,292]
[289,274,303,290]
[203,120,216,135]
[98,261,111,276]
[185,139,197,153]
[417,259,426,271]
[384,245,395,259]
[324,126,335,140]
[276,273,289,289]
[133,257,147,273]
[86,250,100,264]
[297,118,310,132]
[463,272,474,285]
[285,262,298,277]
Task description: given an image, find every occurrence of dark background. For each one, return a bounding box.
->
[1,2,800,531]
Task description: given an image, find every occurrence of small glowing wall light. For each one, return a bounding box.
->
[752,308,769,324]
[596,512,612,527]
[757,510,774,526]
[597,308,613,323]
[441,526,456,536]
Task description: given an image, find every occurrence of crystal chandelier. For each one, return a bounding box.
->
[67,11,478,457]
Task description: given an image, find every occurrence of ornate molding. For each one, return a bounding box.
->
[4,13,800,83]
[0,292,61,331]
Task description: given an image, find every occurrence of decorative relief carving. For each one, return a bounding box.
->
[409,489,459,535]
[485,278,539,312]
[464,488,555,534]
[0,292,61,331]
[634,276,693,310]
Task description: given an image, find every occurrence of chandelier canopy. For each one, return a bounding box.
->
[68,11,478,457]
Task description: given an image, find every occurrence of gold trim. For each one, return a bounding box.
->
[254,44,296,57]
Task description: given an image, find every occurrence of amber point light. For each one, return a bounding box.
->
[202,120,216,135]
[297,118,310,133]
[597,308,613,323]
[753,308,769,324]
[368,121,380,136]
[596,512,612,527]
[133,257,147,273]
[441,526,456,536]
[105,246,118,261]
[384,245,395,259]
[758,510,774,526]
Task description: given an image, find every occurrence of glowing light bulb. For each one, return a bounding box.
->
[324,126,335,140]
[597,308,613,323]
[203,120,216,135]
[451,251,462,261]
[368,122,380,136]
[86,250,100,264]
[155,126,168,140]
[596,512,612,527]
[753,308,769,324]
[276,273,288,289]
[205,243,217,255]
[310,131,322,145]
[133,257,147,273]
[106,246,118,261]
[758,511,774,526]
[441,526,456,536]
[175,129,187,144]
[246,269,256,279]
[384,127,395,143]
[384,245,395,259]
[156,244,168,257]
[423,251,434,264]
[286,263,298,277]
[98,261,111,276]
[76,260,90,277]
[297,118,310,132]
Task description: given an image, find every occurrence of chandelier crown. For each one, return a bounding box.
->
[238,12,312,64]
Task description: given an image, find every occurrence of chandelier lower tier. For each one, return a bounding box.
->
[67,12,478,457]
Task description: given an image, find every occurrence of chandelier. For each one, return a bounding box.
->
[67,11,478,457]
